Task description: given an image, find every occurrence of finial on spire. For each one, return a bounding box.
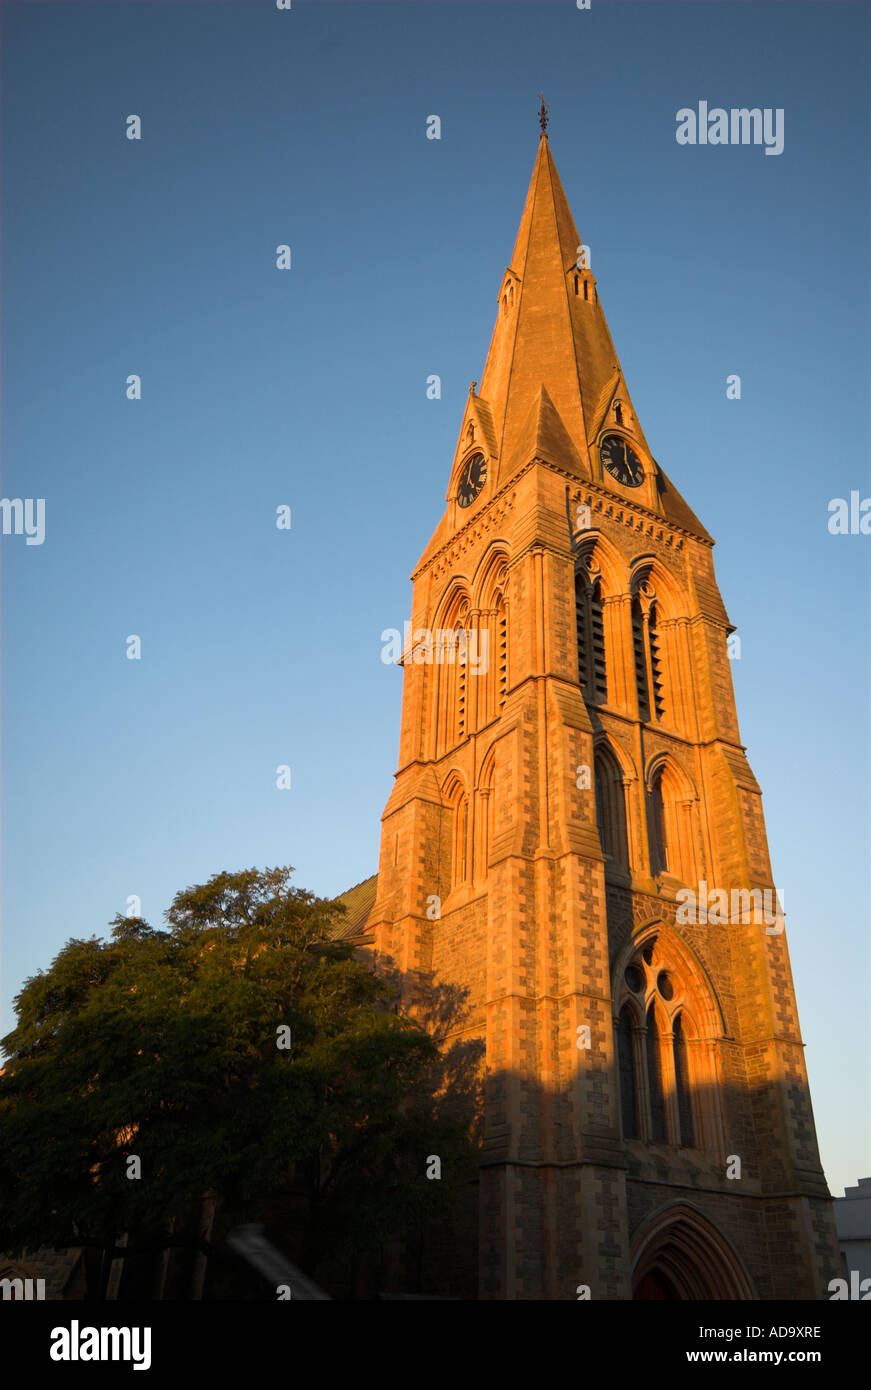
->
[469,380,477,396]
[538,93,549,136]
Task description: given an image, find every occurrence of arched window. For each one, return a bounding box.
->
[457,794,470,884]
[434,588,471,755]
[647,758,698,885]
[649,768,668,876]
[474,552,509,726]
[478,751,496,879]
[575,570,607,704]
[646,1004,667,1142]
[617,1005,639,1139]
[595,760,606,846]
[632,585,665,722]
[443,774,470,890]
[594,744,630,871]
[673,1013,695,1148]
[614,932,720,1153]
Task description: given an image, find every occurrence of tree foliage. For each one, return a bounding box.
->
[0,867,479,1295]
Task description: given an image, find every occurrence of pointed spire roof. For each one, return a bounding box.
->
[468,131,709,542]
[480,132,597,484]
[415,125,713,583]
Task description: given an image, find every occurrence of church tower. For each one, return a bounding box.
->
[356,122,840,1300]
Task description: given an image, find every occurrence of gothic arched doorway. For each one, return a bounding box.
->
[631,1203,754,1300]
[634,1268,680,1300]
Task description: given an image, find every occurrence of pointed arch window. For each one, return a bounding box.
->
[595,760,606,847]
[575,570,607,704]
[479,753,496,880]
[632,585,665,722]
[673,1013,695,1148]
[649,768,668,876]
[594,744,630,872]
[434,591,471,756]
[647,759,698,885]
[444,774,471,890]
[457,793,470,884]
[615,936,718,1152]
[475,554,509,727]
[617,1005,639,1139]
[646,1004,667,1142]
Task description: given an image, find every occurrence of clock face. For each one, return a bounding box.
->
[457,451,488,508]
[599,433,644,488]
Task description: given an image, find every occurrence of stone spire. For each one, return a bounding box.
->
[478,133,606,486]
[473,132,707,537]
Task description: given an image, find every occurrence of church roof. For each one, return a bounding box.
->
[653,464,712,542]
[332,873,377,939]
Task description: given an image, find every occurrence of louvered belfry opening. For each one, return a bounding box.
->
[632,595,650,720]
[496,594,508,710]
[648,601,665,719]
[575,570,607,705]
[456,624,467,741]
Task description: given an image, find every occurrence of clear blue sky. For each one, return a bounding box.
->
[1,1,868,1199]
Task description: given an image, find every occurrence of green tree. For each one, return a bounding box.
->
[0,867,479,1298]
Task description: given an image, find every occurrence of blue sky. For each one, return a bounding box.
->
[1,1,868,1198]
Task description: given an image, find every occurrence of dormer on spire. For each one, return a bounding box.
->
[445,392,498,510]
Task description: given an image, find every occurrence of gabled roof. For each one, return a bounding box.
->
[500,383,587,482]
[332,873,377,939]
[653,465,712,543]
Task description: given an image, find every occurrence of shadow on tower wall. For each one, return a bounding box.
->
[314,962,841,1301]
[1,963,840,1303]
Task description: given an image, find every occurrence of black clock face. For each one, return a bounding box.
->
[457,452,488,508]
[599,433,644,487]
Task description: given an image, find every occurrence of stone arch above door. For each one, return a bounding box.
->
[631,1202,755,1299]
